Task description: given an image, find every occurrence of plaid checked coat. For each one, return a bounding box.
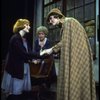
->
[53,17,96,100]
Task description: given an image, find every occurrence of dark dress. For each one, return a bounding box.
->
[33,38,57,87]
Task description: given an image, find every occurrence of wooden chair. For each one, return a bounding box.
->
[29,55,53,78]
[29,55,54,100]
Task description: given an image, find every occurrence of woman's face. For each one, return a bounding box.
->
[23,24,31,33]
[49,15,59,25]
[38,32,45,41]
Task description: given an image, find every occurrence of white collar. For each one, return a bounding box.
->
[39,38,47,47]
[19,30,26,37]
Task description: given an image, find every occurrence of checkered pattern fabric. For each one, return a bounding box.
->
[53,18,96,100]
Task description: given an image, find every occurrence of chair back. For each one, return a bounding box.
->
[29,55,53,78]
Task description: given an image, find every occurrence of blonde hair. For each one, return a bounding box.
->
[13,19,30,33]
[36,26,48,35]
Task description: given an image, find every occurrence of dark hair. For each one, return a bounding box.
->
[49,14,60,20]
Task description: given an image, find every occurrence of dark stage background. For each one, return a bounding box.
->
[1,0,35,60]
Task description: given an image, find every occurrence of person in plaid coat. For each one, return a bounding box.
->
[41,8,96,100]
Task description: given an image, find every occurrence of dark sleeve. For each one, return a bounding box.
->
[34,39,39,52]
[12,38,42,60]
[43,39,52,50]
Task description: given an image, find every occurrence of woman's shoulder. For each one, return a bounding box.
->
[65,17,79,23]
[10,33,21,43]
[46,38,50,43]
[11,33,21,39]
[34,38,39,43]
[65,17,75,20]
[34,38,39,46]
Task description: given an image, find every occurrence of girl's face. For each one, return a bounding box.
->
[38,32,45,41]
[23,24,31,33]
[49,15,59,25]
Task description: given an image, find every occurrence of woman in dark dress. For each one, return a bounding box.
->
[41,8,96,100]
[33,26,57,88]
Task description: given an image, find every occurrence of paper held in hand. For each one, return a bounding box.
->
[40,48,53,56]
[40,50,47,56]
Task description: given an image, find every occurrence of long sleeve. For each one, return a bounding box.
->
[11,36,42,61]
[52,40,62,53]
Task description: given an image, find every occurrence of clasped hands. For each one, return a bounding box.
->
[40,48,53,56]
